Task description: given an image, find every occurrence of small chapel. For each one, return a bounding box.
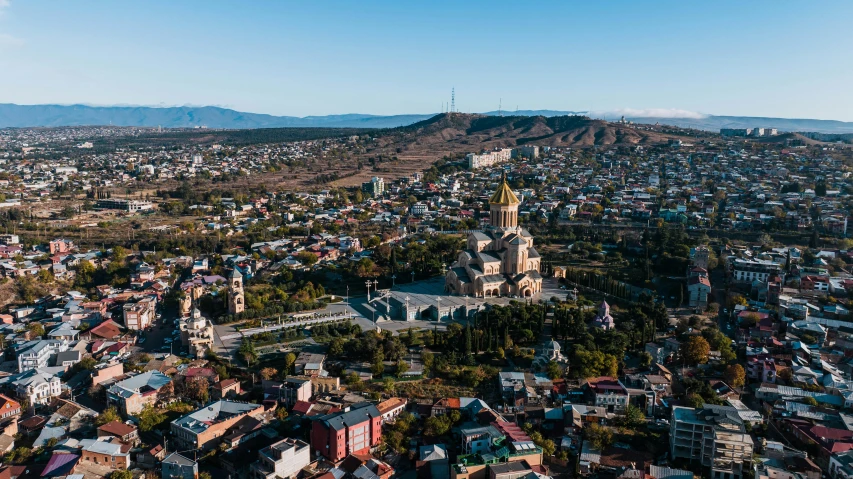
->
[445,174,543,297]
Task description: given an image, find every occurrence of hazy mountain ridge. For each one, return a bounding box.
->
[2,103,853,134]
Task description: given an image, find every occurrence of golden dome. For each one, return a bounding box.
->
[489,173,520,205]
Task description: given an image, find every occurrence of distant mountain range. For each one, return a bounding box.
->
[2,103,853,134]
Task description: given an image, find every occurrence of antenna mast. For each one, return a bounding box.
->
[451,88,455,114]
[498,98,502,117]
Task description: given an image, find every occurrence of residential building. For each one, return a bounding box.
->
[0,394,21,419]
[294,352,325,376]
[0,369,62,405]
[376,397,407,424]
[170,400,264,451]
[362,176,385,197]
[585,376,629,413]
[122,296,156,331]
[107,370,172,415]
[731,258,782,284]
[688,275,712,308]
[162,453,198,479]
[280,378,312,406]
[467,148,513,169]
[79,439,131,469]
[670,405,754,479]
[15,339,67,372]
[97,421,139,445]
[250,438,311,479]
[212,379,241,400]
[310,402,382,462]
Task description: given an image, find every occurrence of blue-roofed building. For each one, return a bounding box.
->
[107,370,172,415]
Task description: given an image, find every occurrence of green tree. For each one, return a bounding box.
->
[95,407,120,426]
[329,338,345,357]
[296,251,319,266]
[584,423,613,450]
[26,322,45,338]
[686,393,705,409]
[238,339,257,366]
[802,396,818,406]
[395,360,409,377]
[621,404,645,429]
[639,352,653,368]
[680,336,710,365]
[545,361,563,380]
[136,405,168,432]
[724,364,746,389]
[110,471,133,479]
[283,352,297,375]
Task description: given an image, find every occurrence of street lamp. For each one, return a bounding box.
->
[391,274,396,289]
[436,297,442,322]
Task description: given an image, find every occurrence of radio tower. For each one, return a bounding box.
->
[498,98,502,117]
[450,88,455,114]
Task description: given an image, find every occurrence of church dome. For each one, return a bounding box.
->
[489,174,520,205]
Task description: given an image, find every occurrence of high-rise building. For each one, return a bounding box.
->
[361,177,385,197]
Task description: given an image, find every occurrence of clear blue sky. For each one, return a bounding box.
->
[0,1,851,120]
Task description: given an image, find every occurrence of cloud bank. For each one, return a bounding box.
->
[590,108,708,119]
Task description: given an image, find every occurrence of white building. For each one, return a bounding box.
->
[731,258,782,283]
[16,339,67,373]
[411,202,428,216]
[251,438,311,479]
[0,369,62,405]
[467,148,513,169]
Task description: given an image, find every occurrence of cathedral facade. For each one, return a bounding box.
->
[445,175,543,297]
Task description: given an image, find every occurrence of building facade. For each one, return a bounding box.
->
[670,405,754,479]
[445,175,542,297]
[122,296,156,331]
[311,402,382,462]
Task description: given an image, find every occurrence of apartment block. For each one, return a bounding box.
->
[122,296,156,331]
[670,405,754,479]
[15,339,67,372]
[310,402,382,462]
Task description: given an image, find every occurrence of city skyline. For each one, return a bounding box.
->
[0,1,852,120]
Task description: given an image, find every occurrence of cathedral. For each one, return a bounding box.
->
[445,174,543,297]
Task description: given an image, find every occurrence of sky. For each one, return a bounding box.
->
[0,1,851,120]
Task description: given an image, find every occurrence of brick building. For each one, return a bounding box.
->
[311,402,382,462]
[171,400,264,451]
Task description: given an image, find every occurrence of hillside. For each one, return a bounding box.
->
[390,113,681,149]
